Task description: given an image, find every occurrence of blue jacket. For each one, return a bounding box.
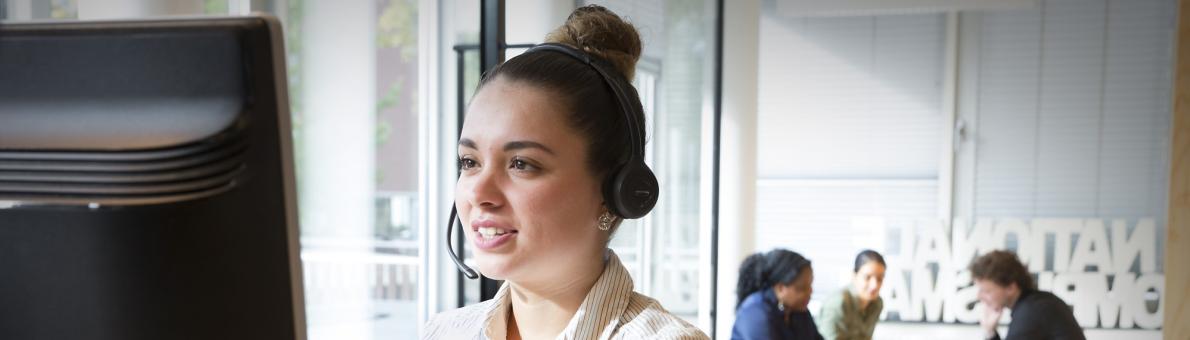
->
[731,290,825,340]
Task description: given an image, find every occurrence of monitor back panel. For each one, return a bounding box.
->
[0,17,303,340]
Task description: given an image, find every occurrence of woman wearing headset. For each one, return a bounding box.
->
[422,5,707,340]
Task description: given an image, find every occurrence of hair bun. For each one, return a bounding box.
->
[544,5,642,81]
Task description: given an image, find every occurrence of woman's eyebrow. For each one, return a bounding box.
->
[505,140,555,155]
[458,138,477,149]
[458,138,555,155]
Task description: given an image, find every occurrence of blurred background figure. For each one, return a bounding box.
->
[732,249,822,340]
[971,250,1085,340]
[817,250,886,340]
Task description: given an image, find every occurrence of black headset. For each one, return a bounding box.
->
[446,43,659,280]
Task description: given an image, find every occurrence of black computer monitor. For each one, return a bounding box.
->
[0,16,305,339]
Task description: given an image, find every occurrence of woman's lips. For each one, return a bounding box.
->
[471,220,518,251]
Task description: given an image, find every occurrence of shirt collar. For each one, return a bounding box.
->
[481,249,635,340]
[482,283,512,340]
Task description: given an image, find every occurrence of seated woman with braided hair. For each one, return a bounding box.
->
[422,5,708,340]
[732,249,823,340]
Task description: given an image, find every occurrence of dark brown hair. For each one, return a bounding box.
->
[473,5,645,193]
[854,249,885,273]
[968,250,1035,290]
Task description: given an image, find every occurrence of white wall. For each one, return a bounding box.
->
[755,6,945,314]
[751,0,1176,338]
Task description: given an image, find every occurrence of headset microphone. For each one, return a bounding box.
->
[446,206,479,279]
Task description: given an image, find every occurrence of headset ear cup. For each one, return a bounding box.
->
[605,161,659,219]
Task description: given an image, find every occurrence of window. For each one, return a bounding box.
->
[278,1,425,339]
[1,0,76,19]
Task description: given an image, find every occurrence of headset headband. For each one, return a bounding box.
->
[523,43,645,161]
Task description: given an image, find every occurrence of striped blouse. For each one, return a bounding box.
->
[422,250,709,340]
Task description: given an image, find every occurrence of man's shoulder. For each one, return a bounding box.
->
[1010,290,1077,327]
[1008,290,1086,340]
[1019,290,1071,312]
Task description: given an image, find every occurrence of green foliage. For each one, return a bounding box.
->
[377,0,418,62]
[375,81,403,147]
[377,79,405,113]
[283,0,310,237]
[285,0,305,117]
[50,0,77,19]
[203,0,229,15]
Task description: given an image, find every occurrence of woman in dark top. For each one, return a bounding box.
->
[732,249,824,340]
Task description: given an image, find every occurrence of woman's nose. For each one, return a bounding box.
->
[464,166,505,209]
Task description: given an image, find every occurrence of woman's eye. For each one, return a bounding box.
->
[458,157,478,170]
[511,158,538,172]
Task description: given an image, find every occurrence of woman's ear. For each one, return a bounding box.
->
[772,282,789,296]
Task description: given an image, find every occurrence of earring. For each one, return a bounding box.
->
[598,212,615,231]
[777,300,786,312]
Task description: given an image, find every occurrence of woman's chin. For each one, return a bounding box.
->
[475,255,516,280]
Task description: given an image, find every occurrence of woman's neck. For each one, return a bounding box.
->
[507,251,605,340]
[849,291,868,310]
[849,287,872,310]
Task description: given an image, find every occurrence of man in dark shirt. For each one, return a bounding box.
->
[969,250,1086,340]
